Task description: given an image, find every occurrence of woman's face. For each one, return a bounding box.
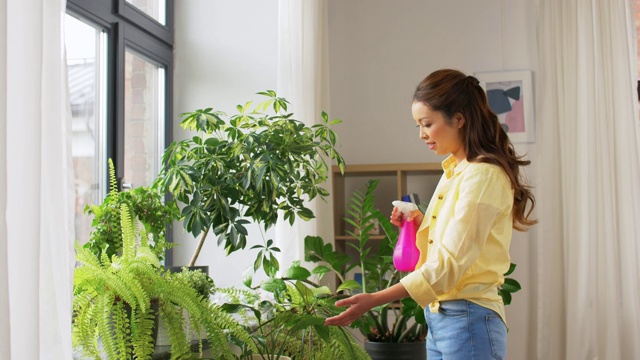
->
[412,101,466,162]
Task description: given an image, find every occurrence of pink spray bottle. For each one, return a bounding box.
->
[391,200,421,272]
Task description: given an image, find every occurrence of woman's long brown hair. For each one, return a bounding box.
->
[413,69,537,230]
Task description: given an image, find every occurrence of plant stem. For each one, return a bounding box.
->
[188,225,210,267]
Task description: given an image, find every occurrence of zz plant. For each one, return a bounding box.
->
[305,179,427,344]
[72,203,255,360]
[153,91,345,266]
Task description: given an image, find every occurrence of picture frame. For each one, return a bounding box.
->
[474,70,535,143]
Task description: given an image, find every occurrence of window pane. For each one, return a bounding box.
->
[126,0,166,25]
[123,50,165,189]
[65,14,108,245]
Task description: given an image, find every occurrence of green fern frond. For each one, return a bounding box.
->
[135,246,160,266]
[108,158,118,197]
[97,293,125,360]
[112,300,132,359]
[72,293,100,358]
[130,305,156,359]
[158,302,191,360]
[120,204,136,260]
[105,264,150,314]
[139,227,150,248]
[74,242,103,269]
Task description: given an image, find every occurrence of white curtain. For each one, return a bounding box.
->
[275,0,332,271]
[0,0,75,359]
[535,0,640,359]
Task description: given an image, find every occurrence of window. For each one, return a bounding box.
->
[65,0,174,259]
[65,14,108,245]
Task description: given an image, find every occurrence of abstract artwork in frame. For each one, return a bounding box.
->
[475,70,535,143]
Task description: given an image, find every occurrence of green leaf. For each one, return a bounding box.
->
[310,286,332,297]
[253,251,263,272]
[502,278,522,293]
[284,265,311,280]
[337,280,362,293]
[311,265,330,277]
[242,266,254,288]
[260,278,286,293]
[500,290,513,305]
[504,262,517,276]
[289,314,325,333]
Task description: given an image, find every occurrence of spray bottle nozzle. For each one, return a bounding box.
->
[392,201,419,218]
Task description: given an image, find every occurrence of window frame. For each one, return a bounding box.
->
[66,0,175,264]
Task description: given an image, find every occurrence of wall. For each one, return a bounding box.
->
[173,0,538,358]
[172,0,279,288]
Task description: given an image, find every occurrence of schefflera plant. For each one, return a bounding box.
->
[153,91,346,267]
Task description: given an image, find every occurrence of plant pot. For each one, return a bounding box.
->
[364,341,426,360]
[248,355,292,360]
[156,308,207,346]
[167,265,209,275]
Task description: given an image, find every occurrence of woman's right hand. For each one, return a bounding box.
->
[324,293,376,327]
[390,207,424,227]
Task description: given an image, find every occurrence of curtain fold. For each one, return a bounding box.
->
[535,0,640,358]
[275,0,331,270]
[1,0,74,359]
[0,1,10,359]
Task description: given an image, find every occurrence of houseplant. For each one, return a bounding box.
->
[155,266,217,346]
[305,179,427,359]
[72,203,255,359]
[152,90,345,266]
[305,179,523,359]
[216,260,371,360]
[84,158,180,261]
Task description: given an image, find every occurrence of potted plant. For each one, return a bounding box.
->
[155,266,217,346]
[305,179,427,360]
[152,90,345,266]
[72,203,255,359]
[216,260,370,360]
[305,179,523,359]
[84,159,180,262]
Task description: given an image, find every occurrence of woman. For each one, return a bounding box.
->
[324,69,537,360]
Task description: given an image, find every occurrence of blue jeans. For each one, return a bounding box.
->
[424,300,507,360]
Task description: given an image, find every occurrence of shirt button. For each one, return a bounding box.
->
[432,215,436,219]
[438,195,443,200]
[429,239,434,244]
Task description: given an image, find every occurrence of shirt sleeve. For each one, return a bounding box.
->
[400,165,512,307]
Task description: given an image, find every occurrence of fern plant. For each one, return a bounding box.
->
[72,203,255,360]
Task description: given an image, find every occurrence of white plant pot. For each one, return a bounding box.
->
[249,355,292,360]
[155,309,206,346]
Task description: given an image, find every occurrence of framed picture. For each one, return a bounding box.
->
[474,70,535,143]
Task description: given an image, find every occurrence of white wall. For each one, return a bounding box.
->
[327,1,537,359]
[173,0,538,358]
[172,0,279,288]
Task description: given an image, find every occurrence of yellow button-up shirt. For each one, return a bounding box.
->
[399,155,514,324]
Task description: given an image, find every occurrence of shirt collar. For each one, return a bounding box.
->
[441,155,469,179]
